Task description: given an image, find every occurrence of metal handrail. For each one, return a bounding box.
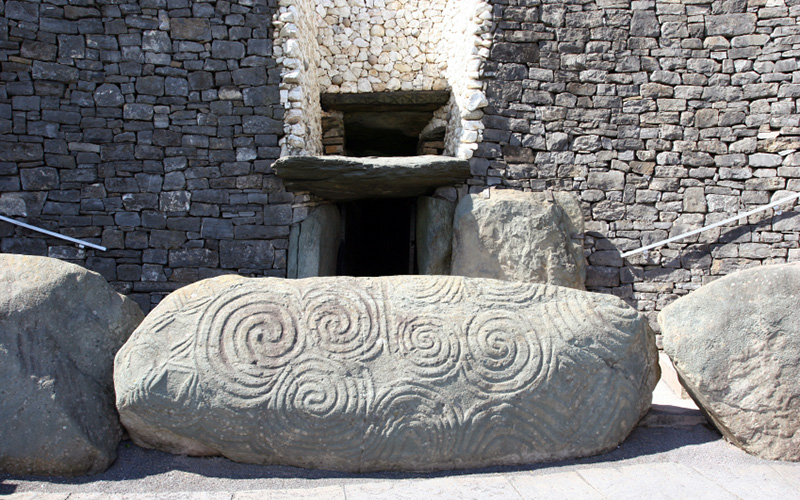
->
[0,215,107,251]
[620,192,800,258]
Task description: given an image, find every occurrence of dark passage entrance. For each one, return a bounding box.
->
[338,198,417,277]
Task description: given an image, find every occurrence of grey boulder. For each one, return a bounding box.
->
[115,275,658,472]
[659,262,800,461]
[0,254,144,475]
[451,188,586,289]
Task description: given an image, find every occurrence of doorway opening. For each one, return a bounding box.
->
[337,198,417,276]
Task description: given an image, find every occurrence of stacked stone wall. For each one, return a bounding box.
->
[0,0,288,312]
[1,0,799,324]
[478,0,800,329]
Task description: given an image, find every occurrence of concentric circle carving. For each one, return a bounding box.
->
[362,382,461,466]
[463,310,547,394]
[395,315,461,379]
[195,284,303,401]
[267,356,370,460]
[302,283,383,360]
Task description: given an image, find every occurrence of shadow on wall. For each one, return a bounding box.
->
[585,211,800,328]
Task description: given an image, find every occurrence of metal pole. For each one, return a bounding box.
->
[0,215,107,252]
[620,192,800,259]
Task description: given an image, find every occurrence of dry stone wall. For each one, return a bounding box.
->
[0,0,288,312]
[1,0,799,323]
[477,0,800,330]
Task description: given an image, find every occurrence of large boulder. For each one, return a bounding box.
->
[0,254,144,475]
[659,262,800,461]
[115,275,658,472]
[451,189,586,289]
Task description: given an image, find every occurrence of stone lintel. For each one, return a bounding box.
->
[273,155,470,201]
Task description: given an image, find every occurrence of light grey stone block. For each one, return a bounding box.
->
[115,275,658,472]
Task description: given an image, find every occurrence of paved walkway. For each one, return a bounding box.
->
[3,380,799,500]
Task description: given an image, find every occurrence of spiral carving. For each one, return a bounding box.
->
[302,283,383,360]
[468,279,545,305]
[397,276,466,305]
[395,315,461,379]
[195,284,304,401]
[362,382,461,467]
[463,310,548,394]
[267,356,369,461]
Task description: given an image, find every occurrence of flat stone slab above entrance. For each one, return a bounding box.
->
[273,155,470,201]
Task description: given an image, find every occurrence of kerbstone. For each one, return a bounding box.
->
[660,263,800,461]
[115,275,658,472]
[0,255,143,476]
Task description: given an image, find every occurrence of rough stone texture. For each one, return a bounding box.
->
[273,155,470,201]
[2,0,800,321]
[451,189,586,289]
[115,275,658,472]
[287,204,341,278]
[416,196,455,275]
[659,263,800,462]
[0,254,144,476]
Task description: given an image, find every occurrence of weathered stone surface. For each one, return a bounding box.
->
[659,263,800,461]
[451,189,586,289]
[115,275,658,472]
[273,155,470,202]
[287,204,341,278]
[416,196,455,275]
[0,255,144,476]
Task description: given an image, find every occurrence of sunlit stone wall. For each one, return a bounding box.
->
[273,0,492,158]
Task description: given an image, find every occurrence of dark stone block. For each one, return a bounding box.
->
[40,17,78,34]
[149,230,186,249]
[124,104,154,121]
[165,77,189,96]
[135,76,165,96]
[102,144,135,161]
[5,143,44,162]
[159,191,191,212]
[491,42,539,64]
[20,168,59,191]
[31,61,80,83]
[233,225,290,239]
[212,40,245,59]
[86,257,117,281]
[243,85,280,106]
[42,110,81,125]
[200,218,234,239]
[188,71,214,90]
[122,193,159,211]
[45,155,76,169]
[232,67,267,86]
[117,264,142,281]
[1,238,48,256]
[220,240,273,269]
[242,115,282,135]
[630,11,659,37]
[0,177,22,192]
[142,30,172,52]
[502,145,535,163]
[58,35,85,59]
[20,41,57,62]
[585,266,621,288]
[115,212,141,227]
[141,211,167,229]
[125,231,149,249]
[169,248,218,268]
[6,1,39,22]
[171,18,212,41]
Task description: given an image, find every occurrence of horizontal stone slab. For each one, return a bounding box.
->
[115,275,659,472]
[273,155,470,201]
